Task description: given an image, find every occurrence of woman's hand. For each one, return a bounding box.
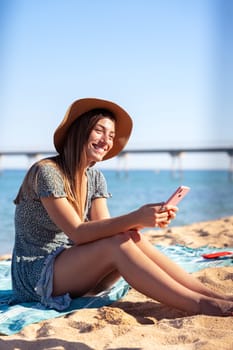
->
[134,203,178,229]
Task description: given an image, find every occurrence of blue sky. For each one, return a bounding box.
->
[1,0,233,169]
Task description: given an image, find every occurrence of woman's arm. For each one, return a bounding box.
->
[41,196,177,245]
[89,197,111,220]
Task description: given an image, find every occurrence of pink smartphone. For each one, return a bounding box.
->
[165,186,190,206]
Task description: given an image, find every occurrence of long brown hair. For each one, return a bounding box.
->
[14,109,115,220]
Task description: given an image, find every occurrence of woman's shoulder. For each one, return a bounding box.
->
[34,158,62,179]
[36,158,60,171]
[33,159,66,196]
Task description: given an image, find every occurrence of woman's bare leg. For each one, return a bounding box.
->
[86,270,121,295]
[134,232,233,301]
[53,232,233,315]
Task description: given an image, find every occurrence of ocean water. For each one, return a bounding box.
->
[0,168,233,255]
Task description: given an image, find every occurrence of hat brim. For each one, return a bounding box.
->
[54,98,133,160]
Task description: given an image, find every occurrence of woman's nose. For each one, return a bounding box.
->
[100,133,109,143]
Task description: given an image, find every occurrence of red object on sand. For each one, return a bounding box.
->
[202,251,233,259]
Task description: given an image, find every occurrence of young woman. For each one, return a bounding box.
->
[11,97,233,316]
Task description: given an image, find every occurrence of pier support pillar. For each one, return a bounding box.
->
[0,155,2,174]
[170,151,184,179]
[116,153,128,178]
[227,151,233,181]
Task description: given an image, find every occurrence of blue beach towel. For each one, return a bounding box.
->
[0,261,129,336]
[157,245,233,272]
[1,244,233,336]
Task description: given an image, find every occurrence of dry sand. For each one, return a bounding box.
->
[0,216,233,350]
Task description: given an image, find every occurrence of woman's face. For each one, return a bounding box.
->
[85,117,115,165]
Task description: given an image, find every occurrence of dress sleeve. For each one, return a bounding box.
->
[88,168,111,200]
[35,164,67,199]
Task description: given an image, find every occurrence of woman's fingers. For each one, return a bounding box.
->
[138,203,178,229]
[155,205,178,228]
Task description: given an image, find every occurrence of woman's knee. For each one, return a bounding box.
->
[109,230,143,250]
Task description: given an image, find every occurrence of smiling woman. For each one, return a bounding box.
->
[10,97,233,317]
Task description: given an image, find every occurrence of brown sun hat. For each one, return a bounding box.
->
[54,97,133,160]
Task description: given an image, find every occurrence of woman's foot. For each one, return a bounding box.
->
[208,291,233,303]
[218,295,233,302]
[199,298,233,316]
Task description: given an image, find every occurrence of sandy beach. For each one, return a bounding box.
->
[0,216,233,349]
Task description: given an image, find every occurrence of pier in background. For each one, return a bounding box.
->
[0,147,233,180]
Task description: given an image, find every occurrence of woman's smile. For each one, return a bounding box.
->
[92,141,108,154]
